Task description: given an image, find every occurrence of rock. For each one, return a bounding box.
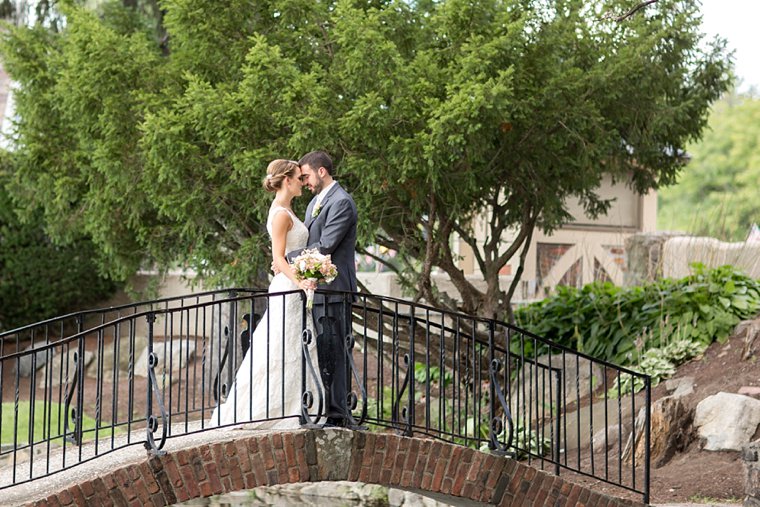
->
[623,395,693,467]
[737,318,760,360]
[36,349,95,387]
[555,397,633,452]
[250,481,452,507]
[87,336,148,377]
[16,344,53,378]
[85,335,148,381]
[592,425,625,454]
[744,440,760,505]
[511,353,602,421]
[624,232,682,286]
[664,376,695,398]
[134,339,196,377]
[313,429,354,481]
[695,392,760,451]
[740,386,760,399]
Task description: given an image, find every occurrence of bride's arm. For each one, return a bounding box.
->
[270,211,314,291]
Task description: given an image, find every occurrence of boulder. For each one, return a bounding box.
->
[739,386,760,399]
[36,349,94,387]
[624,232,682,286]
[134,339,197,377]
[85,335,149,381]
[592,425,626,454]
[16,344,53,378]
[664,376,694,399]
[511,353,603,422]
[695,392,760,451]
[737,318,760,360]
[744,440,760,505]
[623,395,693,467]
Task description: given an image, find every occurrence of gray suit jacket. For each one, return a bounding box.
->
[287,182,358,303]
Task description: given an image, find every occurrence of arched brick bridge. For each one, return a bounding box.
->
[18,429,645,507]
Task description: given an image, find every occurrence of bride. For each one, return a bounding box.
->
[210,159,319,429]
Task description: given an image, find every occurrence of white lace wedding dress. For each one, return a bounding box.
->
[209,205,319,429]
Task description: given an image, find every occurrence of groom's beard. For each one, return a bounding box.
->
[311,176,325,194]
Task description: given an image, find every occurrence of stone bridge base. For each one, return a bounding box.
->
[22,429,646,507]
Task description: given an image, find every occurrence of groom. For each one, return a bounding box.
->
[289,150,358,428]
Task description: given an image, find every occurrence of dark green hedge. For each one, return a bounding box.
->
[0,187,117,331]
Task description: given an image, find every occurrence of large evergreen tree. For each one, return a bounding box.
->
[0,167,116,331]
[0,0,732,319]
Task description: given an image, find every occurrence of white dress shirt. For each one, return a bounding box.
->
[315,181,337,208]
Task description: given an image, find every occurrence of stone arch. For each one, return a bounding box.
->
[26,429,644,507]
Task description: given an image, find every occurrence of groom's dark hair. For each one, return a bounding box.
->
[299,151,333,175]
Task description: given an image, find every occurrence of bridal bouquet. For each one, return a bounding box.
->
[291,249,338,309]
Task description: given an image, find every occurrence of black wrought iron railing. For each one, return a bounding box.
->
[0,289,651,502]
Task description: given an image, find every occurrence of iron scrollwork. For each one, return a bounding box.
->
[300,328,324,426]
[489,358,515,455]
[344,333,367,427]
[145,351,168,454]
[63,347,83,445]
[144,313,167,455]
[392,353,413,436]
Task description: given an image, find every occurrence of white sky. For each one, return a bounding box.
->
[699,0,760,91]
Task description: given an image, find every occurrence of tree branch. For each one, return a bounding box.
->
[418,194,437,304]
[504,213,537,323]
[356,245,401,276]
[450,220,487,276]
[606,0,659,22]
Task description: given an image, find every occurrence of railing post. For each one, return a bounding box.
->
[644,376,651,504]
[146,313,154,432]
[407,306,416,437]
[488,321,496,450]
[554,368,562,476]
[227,291,237,392]
[64,314,84,446]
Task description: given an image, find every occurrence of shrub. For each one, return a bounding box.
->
[515,263,760,367]
[0,185,117,331]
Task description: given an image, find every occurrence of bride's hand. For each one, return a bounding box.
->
[299,279,317,291]
[271,261,280,275]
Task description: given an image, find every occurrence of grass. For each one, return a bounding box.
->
[0,401,119,447]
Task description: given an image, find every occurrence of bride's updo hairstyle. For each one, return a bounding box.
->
[263,159,299,192]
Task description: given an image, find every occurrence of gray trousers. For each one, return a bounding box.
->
[312,300,352,421]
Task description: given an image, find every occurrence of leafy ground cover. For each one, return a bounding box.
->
[515,264,760,391]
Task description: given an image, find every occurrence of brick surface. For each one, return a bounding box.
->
[58,488,75,506]
[451,447,474,496]
[204,462,224,495]
[282,432,297,469]
[109,488,129,507]
[139,461,161,495]
[566,484,582,506]
[15,429,650,507]
[79,480,95,499]
[211,443,230,478]
[67,486,86,507]
[381,434,398,471]
[578,487,591,505]
[259,437,276,472]
[234,439,252,473]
